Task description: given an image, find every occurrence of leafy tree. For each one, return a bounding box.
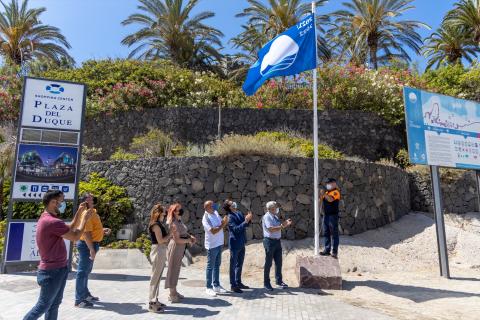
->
[121,0,224,72]
[446,0,480,44]
[423,23,479,70]
[329,0,429,69]
[0,0,73,67]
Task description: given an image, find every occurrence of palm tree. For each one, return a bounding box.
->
[235,0,331,61]
[121,0,224,71]
[423,23,478,70]
[446,0,480,44]
[0,125,15,219]
[330,0,429,69]
[0,0,73,67]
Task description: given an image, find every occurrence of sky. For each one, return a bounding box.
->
[30,0,458,70]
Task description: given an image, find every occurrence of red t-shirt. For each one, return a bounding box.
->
[37,211,70,270]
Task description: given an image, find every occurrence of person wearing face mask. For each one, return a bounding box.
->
[202,200,228,297]
[225,200,252,293]
[262,201,292,291]
[165,203,196,303]
[320,178,341,259]
[24,190,92,320]
[147,203,172,313]
[74,193,111,308]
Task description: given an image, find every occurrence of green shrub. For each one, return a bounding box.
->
[110,148,139,161]
[0,219,6,256]
[130,129,173,158]
[395,149,411,169]
[211,134,298,158]
[79,173,134,244]
[106,234,152,260]
[422,64,465,97]
[81,146,103,162]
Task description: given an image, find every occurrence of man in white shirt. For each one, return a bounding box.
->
[202,200,228,297]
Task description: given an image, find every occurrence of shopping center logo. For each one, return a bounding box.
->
[46,83,65,95]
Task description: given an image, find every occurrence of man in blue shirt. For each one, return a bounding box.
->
[262,201,292,291]
[225,200,252,293]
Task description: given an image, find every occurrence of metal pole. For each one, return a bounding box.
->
[312,1,320,256]
[430,165,450,278]
[475,171,480,212]
[218,104,222,140]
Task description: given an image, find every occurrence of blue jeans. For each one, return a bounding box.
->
[205,245,222,288]
[75,240,99,304]
[229,247,245,287]
[323,214,339,254]
[23,267,69,320]
[263,238,283,286]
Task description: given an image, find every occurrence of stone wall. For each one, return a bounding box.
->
[410,170,479,214]
[83,107,405,161]
[81,157,411,247]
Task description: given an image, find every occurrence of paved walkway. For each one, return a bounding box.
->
[0,267,393,320]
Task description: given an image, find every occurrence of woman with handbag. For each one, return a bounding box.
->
[165,203,196,303]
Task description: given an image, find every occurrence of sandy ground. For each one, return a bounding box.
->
[192,213,480,320]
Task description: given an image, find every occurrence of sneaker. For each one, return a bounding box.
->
[238,283,250,289]
[277,282,289,289]
[75,300,94,308]
[85,294,99,302]
[231,287,243,293]
[264,284,274,291]
[148,301,163,313]
[213,285,227,294]
[205,288,217,297]
[320,251,331,256]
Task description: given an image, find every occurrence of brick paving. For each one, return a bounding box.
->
[0,267,393,320]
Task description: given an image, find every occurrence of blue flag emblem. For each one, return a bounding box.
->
[242,14,317,96]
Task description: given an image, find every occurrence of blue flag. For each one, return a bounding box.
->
[242,14,318,96]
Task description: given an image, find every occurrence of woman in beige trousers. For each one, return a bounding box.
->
[148,204,171,313]
[165,203,196,303]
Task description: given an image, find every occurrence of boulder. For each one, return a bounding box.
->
[296,255,342,290]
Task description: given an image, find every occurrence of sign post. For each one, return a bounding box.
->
[1,77,86,274]
[403,87,480,279]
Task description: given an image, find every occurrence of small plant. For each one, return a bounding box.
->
[0,219,6,256]
[81,145,103,162]
[395,149,411,169]
[110,148,139,161]
[106,234,152,260]
[211,134,297,158]
[130,129,173,158]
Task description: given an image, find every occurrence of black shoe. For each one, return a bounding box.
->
[238,283,250,289]
[277,282,288,289]
[320,251,331,256]
[231,287,243,293]
[75,300,94,308]
[85,294,99,302]
[331,253,338,259]
[264,284,274,291]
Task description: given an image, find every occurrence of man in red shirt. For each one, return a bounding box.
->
[24,190,92,320]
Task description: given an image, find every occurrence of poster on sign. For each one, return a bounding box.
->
[21,78,85,131]
[4,221,70,263]
[12,144,79,200]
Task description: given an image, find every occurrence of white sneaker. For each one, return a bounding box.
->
[213,285,227,294]
[205,288,217,297]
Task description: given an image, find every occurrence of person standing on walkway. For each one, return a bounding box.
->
[225,200,252,293]
[147,203,172,313]
[75,193,111,308]
[320,178,341,259]
[203,200,228,297]
[165,203,196,303]
[262,201,292,291]
[24,190,92,320]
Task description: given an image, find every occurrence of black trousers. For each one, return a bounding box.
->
[263,238,282,286]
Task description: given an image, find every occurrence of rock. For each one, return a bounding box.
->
[191,179,204,193]
[296,194,311,205]
[214,177,225,193]
[267,164,280,176]
[256,181,267,196]
[279,174,296,187]
[296,255,342,290]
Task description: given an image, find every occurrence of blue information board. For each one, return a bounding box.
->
[404,87,480,169]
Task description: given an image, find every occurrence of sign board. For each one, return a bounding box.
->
[4,221,71,263]
[21,78,85,131]
[404,87,480,169]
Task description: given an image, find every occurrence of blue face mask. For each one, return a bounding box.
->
[212,203,219,211]
[58,201,66,214]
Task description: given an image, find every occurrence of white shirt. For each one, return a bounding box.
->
[202,211,224,249]
[262,212,282,239]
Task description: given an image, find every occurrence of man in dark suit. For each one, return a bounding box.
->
[224,200,252,293]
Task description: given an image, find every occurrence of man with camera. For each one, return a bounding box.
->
[262,201,292,291]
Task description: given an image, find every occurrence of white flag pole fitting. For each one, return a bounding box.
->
[312,1,320,256]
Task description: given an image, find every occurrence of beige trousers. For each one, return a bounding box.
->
[149,244,167,302]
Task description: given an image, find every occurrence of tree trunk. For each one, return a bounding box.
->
[369,44,378,70]
[0,179,4,220]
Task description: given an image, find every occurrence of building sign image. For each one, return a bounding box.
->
[21,78,85,131]
[404,87,480,169]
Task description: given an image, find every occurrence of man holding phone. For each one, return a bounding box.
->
[262,201,292,291]
[74,193,111,308]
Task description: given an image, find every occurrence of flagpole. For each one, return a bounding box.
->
[312,1,320,256]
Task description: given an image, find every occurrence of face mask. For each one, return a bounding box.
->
[231,202,238,210]
[212,203,218,211]
[275,208,280,215]
[58,201,66,214]
[326,184,333,191]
